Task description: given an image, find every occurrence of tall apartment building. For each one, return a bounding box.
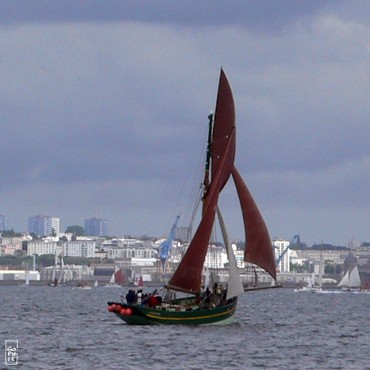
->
[51,217,60,234]
[273,239,290,272]
[28,216,60,236]
[84,217,108,237]
[0,215,9,231]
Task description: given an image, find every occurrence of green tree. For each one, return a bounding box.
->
[1,229,22,237]
[65,225,84,236]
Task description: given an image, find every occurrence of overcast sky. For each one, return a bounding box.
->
[1,1,369,246]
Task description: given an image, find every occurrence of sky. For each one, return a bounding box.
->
[0,1,369,246]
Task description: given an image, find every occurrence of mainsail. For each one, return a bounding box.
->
[211,68,236,191]
[166,133,235,294]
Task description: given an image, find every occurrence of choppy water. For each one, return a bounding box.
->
[0,285,369,369]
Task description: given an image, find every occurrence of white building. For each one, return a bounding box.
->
[0,270,40,281]
[63,241,96,258]
[233,244,246,268]
[273,239,290,272]
[27,241,59,256]
[108,239,157,259]
[51,217,60,234]
[204,245,228,269]
[108,246,157,259]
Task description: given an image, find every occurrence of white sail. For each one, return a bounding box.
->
[203,266,210,289]
[307,273,314,288]
[318,253,324,288]
[109,273,115,285]
[94,280,98,287]
[338,266,361,288]
[51,266,56,282]
[216,207,244,300]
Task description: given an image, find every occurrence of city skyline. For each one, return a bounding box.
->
[0,2,369,247]
[0,212,367,248]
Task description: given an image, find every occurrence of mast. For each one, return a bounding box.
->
[202,113,214,215]
[166,132,235,294]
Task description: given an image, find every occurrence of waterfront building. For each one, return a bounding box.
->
[204,244,228,269]
[84,217,108,237]
[0,236,26,256]
[27,241,60,256]
[63,241,96,258]
[0,215,9,231]
[41,264,94,281]
[273,239,291,272]
[108,239,157,259]
[233,244,246,268]
[0,270,40,281]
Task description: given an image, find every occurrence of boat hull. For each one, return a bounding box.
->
[107,298,237,325]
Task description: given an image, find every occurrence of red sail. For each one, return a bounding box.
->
[166,133,235,294]
[211,68,236,190]
[232,166,276,280]
[115,269,125,284]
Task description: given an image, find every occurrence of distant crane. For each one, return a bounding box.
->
[160,215,180,273]
[275,234,300,266]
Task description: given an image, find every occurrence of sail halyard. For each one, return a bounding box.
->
[166,131,235,294]
[232,166,276,280]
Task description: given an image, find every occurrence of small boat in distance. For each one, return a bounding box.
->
[104,267,124,288]
[107,69,277,325]
[294,273,316,293]
[337,266,361,291]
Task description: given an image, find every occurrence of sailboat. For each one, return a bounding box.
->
[312,253,324,293]
[49,253,69,287]
[104,266,123,288]
[337,266,361,291]
[20,272,30,287]
[294,272,316,293]
[107,69,276,325]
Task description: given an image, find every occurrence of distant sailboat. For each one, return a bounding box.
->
[337,266,361,291]
[49,253,70,287]
[21,273,30,287]
[104,267,123,288]
[294,273,315,293]
[312,253,324,293]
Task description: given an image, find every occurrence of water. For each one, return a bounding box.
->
[0,286,369,369]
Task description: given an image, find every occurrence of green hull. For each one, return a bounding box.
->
[107,297,237,325]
